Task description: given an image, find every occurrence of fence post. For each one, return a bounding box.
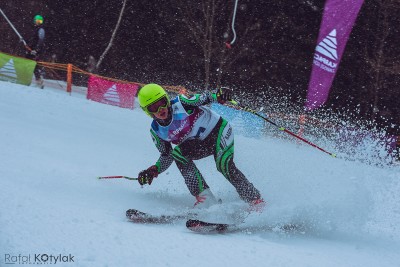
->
[67,64,72,94]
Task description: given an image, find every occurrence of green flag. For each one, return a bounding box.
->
[0,52,37,86]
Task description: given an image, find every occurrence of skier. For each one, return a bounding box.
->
[25,14,45,88]
[137,83,265,211]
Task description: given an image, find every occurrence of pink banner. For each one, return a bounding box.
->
[305,0,364,111]
[87,76,139,109]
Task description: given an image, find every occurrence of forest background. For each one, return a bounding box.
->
[1,0,399,135]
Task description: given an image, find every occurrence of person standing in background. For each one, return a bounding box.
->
[25,14,45,89]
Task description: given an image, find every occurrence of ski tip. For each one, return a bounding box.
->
[126,209,141,218]
[186,219,229,233]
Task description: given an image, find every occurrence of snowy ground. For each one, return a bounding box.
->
[0,80,399,267]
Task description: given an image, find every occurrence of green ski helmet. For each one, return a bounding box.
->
[34,14,44,25]
[138,83,170,116]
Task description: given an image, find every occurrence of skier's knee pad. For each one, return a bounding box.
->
[215,149,234,178]
[172,146,189,165]
[214,119,235,177]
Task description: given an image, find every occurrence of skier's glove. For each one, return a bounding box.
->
[216,87,233,104]
[138,165,158,185]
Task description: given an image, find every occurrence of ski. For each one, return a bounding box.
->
[126,209,189,224]
[186,219,304,234]
[186,219,233,233]
[127,209,304,234]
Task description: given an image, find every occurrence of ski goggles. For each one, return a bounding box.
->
[146,96,169,114]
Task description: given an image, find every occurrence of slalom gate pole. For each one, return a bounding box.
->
[0,8,32,51]
[226,100,337,158]
[98,176,138,180]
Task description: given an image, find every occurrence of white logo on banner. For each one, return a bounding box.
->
[103,84,120,104]
[313,29,338,73]
[0,59,18,83]
[316,29,338,60]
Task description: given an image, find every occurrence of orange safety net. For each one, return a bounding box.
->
[36,61,191,95]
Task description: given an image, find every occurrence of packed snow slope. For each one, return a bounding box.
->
[0,80,399,267]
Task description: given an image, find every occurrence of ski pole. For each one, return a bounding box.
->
[0,8,32,51]
[97,176,138,180]
[226,100,337,158]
